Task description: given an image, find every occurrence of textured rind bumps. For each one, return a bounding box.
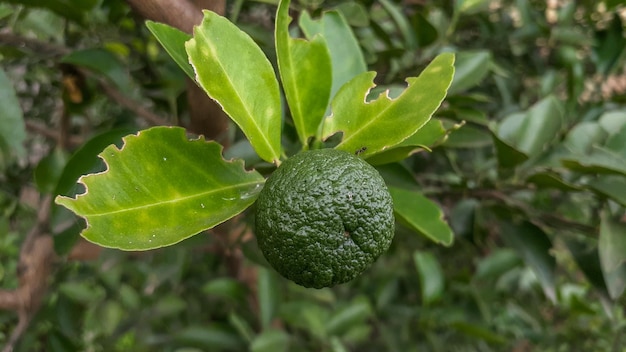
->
[255,148,395,288]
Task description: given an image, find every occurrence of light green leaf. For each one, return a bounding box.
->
[413,250,444,305]
[187,10,282,164]
[389,186,454,246]
[275,0,332,145]
[146,21,194,79]
[299,10,367,101]
[55,127,264,250]
[365,119,448,165]
[599,212,626,299]
[323,53,455,157]
[0,68,26,158]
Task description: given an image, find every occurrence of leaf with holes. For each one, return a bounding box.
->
[55,127,265,250]
[322,53,454,157]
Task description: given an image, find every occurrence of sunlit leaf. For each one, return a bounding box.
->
[389,187,454,246]
[275,0,331,145]
[322,53,455,157]
[55,127,265,250]
[146,21,194,79]
[366,119,448,165]
[187,10,282,164]
[599,212,626,299]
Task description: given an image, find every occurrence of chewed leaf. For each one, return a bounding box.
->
[322,53,454,158]
[187,10,282,164]
[55,127,265,251]
[275,0,332,145]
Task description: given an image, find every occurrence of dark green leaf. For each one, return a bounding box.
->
[258,267,280,330]
[389,187,454,246]
[0,68,26,158]
[61,48,134,94]
[526,171,582,191]
[592,14,626,75]
[174,325,245,350]
[34,148,68,194]
[326,296,372,336]
[499,221,556,302]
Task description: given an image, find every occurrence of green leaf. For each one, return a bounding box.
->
[413,250,444,305]
[146,21,194,79]
[3,0,97,24]
[55,127,264,250]
[449,50,492,94]
[326,296,372,336]
[34,148,68,194]
[258,267,280,330]
[562,146,626,176]
[322,53,455,157]
[496,96,564,158]
[389,187,454,246]
[499,221,556,302]
[186,10,282,164]
[0,68,26,158]
[174,325,245,350]
[275,0,332,145]
[526,171,583,192]
[491,131,529,168]
[250,329,290,352]
[592,14,626,75]
[299,10,367,101]
[588,175,626,207]
[599,212,626,299]
[61,48,134,95]
[365,119,448,165]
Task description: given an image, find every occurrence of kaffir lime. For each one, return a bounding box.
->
[255,148,395,288]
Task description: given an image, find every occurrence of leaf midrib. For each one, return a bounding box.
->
[85,180,263,217]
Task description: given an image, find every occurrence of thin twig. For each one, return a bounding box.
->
[25,120,83,147]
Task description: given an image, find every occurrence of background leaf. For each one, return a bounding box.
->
[0,68,26,159]
[499,220,557,302]
[186,10,282,164]
[414,250,445,305]
[146,21,194,79]
[275,0,332,145]
[299,10,367,102]
[389,186,454,246]
[322,53,455,157]
[56,127,264,250]
[599,212,626,299]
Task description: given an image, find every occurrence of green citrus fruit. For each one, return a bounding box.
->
[255,148,395,288]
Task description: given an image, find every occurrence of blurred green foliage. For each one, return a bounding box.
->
[1,0,626,351]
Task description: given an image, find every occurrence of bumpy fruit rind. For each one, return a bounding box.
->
[255,148,395,288]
